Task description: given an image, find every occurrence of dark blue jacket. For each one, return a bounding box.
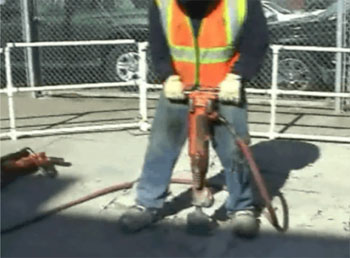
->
[148,0,269,82]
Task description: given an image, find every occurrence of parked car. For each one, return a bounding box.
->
[262,1,326,23]
[304,0,334,11]
[0,0,150,87]
[261,1,350,91]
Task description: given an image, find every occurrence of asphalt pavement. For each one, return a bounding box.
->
[1,93,349,257]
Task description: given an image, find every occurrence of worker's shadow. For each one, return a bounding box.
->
[162,140,320,224]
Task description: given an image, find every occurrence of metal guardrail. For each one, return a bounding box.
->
[1,42,349,143]
[268,45,350,142]
[0,40,148,140]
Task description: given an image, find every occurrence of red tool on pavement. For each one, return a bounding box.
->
[1,147,70,187]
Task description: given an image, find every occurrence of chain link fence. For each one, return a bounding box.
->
[0,0,152,89]
[251,0,349,93]
[0,0,349,142]
[0,0,349,99]
[1,0,348,91]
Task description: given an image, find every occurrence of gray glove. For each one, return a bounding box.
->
[163,75,185,100]
[218,73,242,104]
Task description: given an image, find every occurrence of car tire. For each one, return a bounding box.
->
[277,52,323,91]
[104,45,139,91]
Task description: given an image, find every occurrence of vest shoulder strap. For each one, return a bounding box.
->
[155,0,169,9]
[227,0,247,25]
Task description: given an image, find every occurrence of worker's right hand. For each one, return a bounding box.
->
[163,75,185,100]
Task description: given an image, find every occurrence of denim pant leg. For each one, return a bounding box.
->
[212,103,254,212]
[136,94,188,209]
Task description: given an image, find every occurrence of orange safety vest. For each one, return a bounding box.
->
[156,0,247,88]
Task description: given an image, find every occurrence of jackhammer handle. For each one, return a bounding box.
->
[183,89,219,96]
[39,157,71,178]
[48,157,72,167]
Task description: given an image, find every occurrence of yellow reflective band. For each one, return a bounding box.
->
[237,0,247,25]
[225,0,232,44]
[166,0,173,45]
[155,0,161,8]
[156,0,170,46]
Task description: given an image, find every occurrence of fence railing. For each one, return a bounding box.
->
[268,45,350,142]
[1,41,349,143]
[0,40,147,140]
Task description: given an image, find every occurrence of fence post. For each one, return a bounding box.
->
[20,0,42,97]
[269,45,280,139]
[138,42,151,131]
[5,45,17,140]
[335,0,344,112]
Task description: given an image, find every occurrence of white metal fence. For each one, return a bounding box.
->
[0,40,150,140]
[268,45,350,142]
[0,41,349,142]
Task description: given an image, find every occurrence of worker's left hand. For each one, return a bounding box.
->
[218,73,242,104]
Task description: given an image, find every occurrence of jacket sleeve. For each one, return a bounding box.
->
[148,1,174,82]
[232,0,269,81]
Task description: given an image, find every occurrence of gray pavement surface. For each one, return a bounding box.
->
[1,93,350,257]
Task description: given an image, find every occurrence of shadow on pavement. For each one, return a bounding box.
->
[1,139,330,258]
[1,175,77,230]
[163,140,320,223]
[1,213,348,258]
[251,139,320,195]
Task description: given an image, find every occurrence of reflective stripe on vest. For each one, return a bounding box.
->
[156,0,247,87]
[169,46,235,64]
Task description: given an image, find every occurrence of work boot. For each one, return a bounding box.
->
[119,205,160,233]
[228,209,259,238]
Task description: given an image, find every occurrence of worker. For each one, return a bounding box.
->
[120,0,269,238]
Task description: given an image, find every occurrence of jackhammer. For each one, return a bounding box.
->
[185,88,288,233]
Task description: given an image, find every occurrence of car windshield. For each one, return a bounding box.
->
[131,0,149,9]
[319,2,350,18]
[35,0,147,16]
[263,1,292,14]
[96,0,144,11]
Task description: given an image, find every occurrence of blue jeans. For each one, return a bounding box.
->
[136,93,254,212]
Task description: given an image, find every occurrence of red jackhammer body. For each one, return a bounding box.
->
[187,89,219,208]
